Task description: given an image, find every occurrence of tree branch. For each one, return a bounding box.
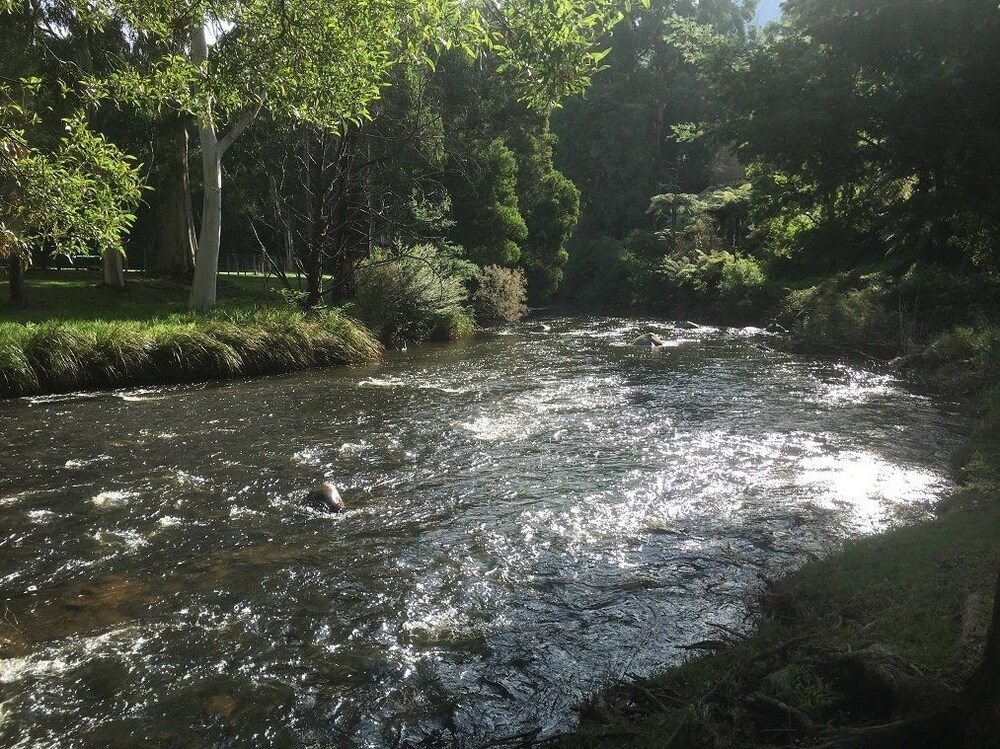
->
[217,101,262,156]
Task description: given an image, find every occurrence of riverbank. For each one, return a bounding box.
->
[562,331,1000,747]
[0,272,382,398]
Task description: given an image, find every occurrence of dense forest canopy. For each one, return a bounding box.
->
[0,0,639,312]
[1,0,998,340]
[552,0,1000,324]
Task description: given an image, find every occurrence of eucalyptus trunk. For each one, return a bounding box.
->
[186,22,259,311]
[188,137,223,311]
[102,248,125,289]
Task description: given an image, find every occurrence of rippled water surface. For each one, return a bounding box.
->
[0,318,962,747]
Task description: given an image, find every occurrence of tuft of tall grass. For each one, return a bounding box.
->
[0,309,381,399]
[148,325,244,379]
[83,321,155,387]
[310,309,384,363]
[0,332,39,396]
[21,323,91,391]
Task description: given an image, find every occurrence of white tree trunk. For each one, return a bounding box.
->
[185,22,260,311]
[188,22,222,311]
[103,248,125,289]
[188,134,222,310]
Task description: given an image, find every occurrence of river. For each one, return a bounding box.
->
[0,317,962,748]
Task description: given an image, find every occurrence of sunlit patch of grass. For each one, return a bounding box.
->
[770,506,1000,669]
[0,270,292,324]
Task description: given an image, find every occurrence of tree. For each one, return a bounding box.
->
[450,139,528,266]
[0,2,143,303]
[80,0,639,310]
[220,64,451,307]
[668,0,1000,268]
[546,0,752,309]
[0,87,142,303]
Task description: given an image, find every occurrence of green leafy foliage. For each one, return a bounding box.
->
[782,275,895,349]
[51,0,639,310]
[614,179,771,319]
[471,264,529,325]
[434,51,581,299]
[655,249,769,319]
[354,243,472,343]
[553,0,753,303]
[514,131,580,300]
[450,139,528,266]
[671,0,1000,269]
[0,86,143,267]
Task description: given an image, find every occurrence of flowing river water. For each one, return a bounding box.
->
[0,318,963,748]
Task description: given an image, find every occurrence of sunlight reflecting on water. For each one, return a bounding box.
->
[0,317,962,748]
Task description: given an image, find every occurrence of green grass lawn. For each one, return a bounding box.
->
[0,270,300,323]
[0,270,308,322]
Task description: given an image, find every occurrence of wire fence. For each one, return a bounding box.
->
[44,252,295,275]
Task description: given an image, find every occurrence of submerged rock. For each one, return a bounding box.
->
[674,320,700,330]
[631,332,667,347]
[302,482,345,514]
[528,323,551,333]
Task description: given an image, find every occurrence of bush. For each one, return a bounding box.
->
[471,265,529,325]
[354,244,472,344]
[783,275,895,348]
[430,306,476,341]
[926,326,1000,366]
[654,249,772,321]
[921,325,1000,395]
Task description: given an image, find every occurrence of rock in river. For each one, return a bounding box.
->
[302,482,345,514]
[631,332,667,347]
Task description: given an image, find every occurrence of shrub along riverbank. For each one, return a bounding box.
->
[562,317,1000,748]
[0,272,383,399]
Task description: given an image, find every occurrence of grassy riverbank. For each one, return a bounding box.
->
[0,272,382,398]
[563,321,1000,748]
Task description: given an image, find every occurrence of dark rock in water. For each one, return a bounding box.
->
[674,320,700,330]
[302,482,344,513]
[765,322,790,334]
[529,323,551,333]
[631,332,667,347]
